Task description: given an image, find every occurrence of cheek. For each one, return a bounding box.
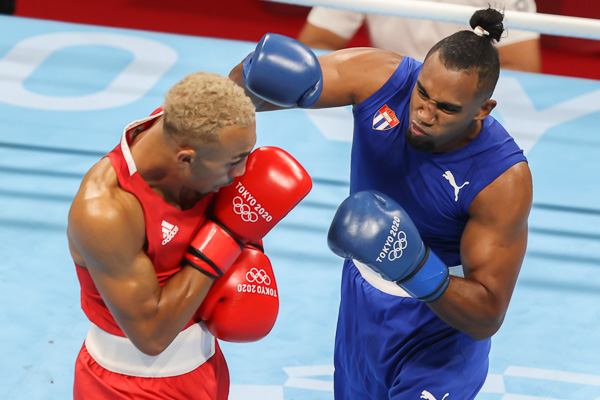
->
[194,162,226,181]
[213,167,231,180]
[438,114,465,129]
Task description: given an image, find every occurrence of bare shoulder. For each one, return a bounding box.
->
[68,158,146,269]
[470,161,533,227]
[317,48,404,106]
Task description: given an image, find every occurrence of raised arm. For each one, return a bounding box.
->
[428,161,533,340]
[229,33,402,111]
[68,160,214,356]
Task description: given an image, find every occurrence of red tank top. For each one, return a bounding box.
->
[76,111,213,336]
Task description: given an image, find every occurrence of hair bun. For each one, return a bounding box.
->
[469,7,504,43]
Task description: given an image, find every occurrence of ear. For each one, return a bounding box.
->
[474,99,497,121]
[176,148,196,166]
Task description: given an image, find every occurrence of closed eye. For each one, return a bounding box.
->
[437,104,461,114]
[417,81,462,114]
[229,157,247,168]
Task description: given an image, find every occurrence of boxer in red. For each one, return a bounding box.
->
[68,71,311,399]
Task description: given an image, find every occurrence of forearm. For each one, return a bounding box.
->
[136,145,311,350]
[117,266,214,356]
[427,276,506,341]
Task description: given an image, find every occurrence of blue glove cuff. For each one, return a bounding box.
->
[241,52,254,83]
[296,76,323,108]
[397,247,450,302]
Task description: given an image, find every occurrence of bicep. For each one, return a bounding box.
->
[460,163,532,304]
[314,48,402,108]
[86,245,161,327]
[461,210,528,302]
[68,198,161,329]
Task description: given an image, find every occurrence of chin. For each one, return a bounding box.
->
[211,181,233,193]
[405,129,435,152]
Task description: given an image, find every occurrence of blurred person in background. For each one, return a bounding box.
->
[297,0,541,72]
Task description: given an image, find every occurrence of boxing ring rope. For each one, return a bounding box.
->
[264,0,600,40]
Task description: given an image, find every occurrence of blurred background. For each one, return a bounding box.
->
[5,0,600,80]
[1,1,599,399]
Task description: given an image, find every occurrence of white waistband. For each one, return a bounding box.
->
[352,260,464,298]
[84,322,216,378]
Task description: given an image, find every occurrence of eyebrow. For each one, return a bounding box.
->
[416,81,463,112]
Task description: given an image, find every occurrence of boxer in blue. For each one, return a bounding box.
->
[230,7,532,399]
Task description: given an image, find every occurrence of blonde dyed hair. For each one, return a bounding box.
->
[163,71,255,143]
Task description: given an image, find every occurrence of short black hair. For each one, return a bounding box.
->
[424,7,505,99]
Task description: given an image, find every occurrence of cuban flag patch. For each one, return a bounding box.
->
[372,104,399,131]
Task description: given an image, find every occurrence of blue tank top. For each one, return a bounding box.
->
[350,57,527,267]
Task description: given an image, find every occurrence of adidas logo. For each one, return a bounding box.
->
[161,220,179,245]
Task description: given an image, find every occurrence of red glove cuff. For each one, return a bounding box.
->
[182,219,244,279]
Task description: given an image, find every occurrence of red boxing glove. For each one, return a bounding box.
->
[198,243,279,342]
[212,146,312,243]
[181,146,311,279]
[181,219,244,279]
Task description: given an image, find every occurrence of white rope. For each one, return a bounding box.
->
[264,0,600,40]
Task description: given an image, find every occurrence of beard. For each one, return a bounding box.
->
[405,128,435,153]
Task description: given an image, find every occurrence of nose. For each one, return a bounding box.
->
[416,100,436,126]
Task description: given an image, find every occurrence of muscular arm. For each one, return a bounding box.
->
[427,162,533,340]
[229,47,402,111]
[68,160,214,355]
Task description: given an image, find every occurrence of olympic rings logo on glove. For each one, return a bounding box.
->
[246,268,272,285]
[388,231,408,261]
[233,196,259,222]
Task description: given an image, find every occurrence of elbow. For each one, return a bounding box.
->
[135,342,167,357]
[130,337,171,357]
[468,329,497,342]
[467,314,505,341]
[139,346,165,357]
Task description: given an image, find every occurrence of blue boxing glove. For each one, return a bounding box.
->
[242,33,323,108]
[328,191,450,302]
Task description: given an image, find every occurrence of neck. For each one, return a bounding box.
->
[464,119,483,142]
[436,119,483,154]
[130,121,192,208]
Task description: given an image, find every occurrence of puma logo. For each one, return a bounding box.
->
[420,390,449,400]
[442,170,469,202]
